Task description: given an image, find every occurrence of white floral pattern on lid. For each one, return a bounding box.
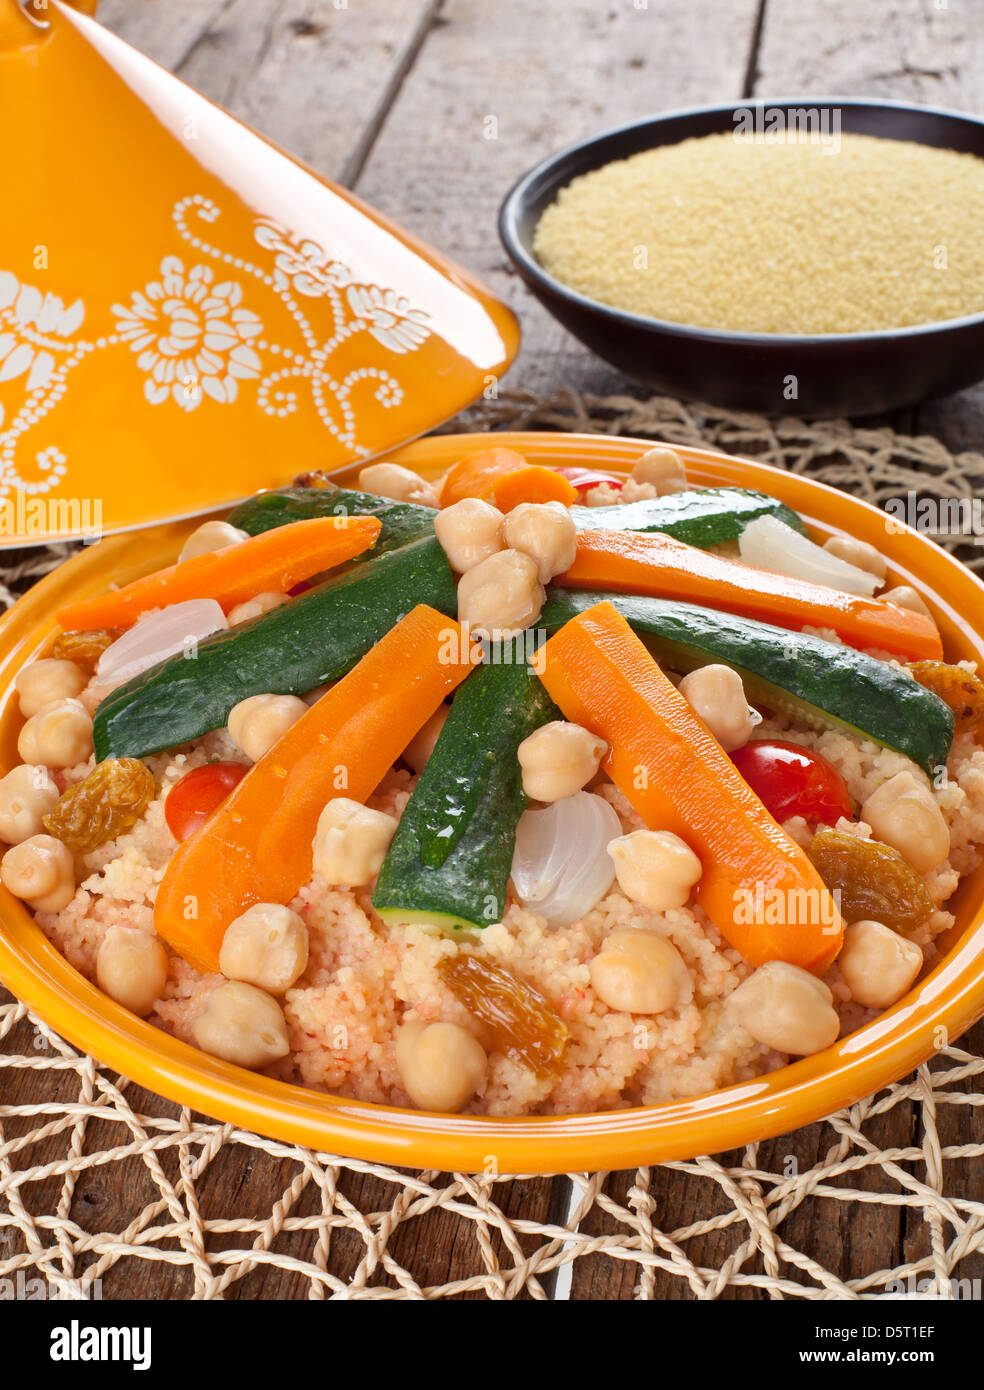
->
[0,196,434,496]
[114,257,263,412]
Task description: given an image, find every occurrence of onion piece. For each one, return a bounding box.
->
[738,515,881,597]
[96,599,228,687]
[511,790,622,927]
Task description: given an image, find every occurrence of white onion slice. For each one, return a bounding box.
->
[511,790,622,927]
[96,599,228,686]
[738,515,881,597]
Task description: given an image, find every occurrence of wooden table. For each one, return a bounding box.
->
[4,0,983,1299]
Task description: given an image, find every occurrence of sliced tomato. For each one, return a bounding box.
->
[164,761,248,842]
[730,739,852,827]
[553,466,624,495]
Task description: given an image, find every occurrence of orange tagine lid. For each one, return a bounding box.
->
[0,0,519,546]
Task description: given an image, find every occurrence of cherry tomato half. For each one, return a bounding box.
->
[730,740,852,827]
[164,761,248,842]
[553,466,624,495]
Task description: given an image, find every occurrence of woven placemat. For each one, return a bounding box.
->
[2,389,984,1301]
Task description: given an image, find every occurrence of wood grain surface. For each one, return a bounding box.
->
[3,0,982,1299]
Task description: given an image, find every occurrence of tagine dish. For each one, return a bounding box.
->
[1,436,982,1129]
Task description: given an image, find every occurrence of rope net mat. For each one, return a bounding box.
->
[2,390,984,1301]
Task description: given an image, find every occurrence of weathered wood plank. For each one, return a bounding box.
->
[353,0,763,399]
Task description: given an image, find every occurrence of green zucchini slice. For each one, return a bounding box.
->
[93,536,457,761]
[541,589,954,778]
[372,646,561,934]
[227,483,436,554]
[570,486,806,547]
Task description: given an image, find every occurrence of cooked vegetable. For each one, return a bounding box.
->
[539,601,844,973]
[728,961,840,1056]
[555,466,623,495]
[806,826,934,936]
[511,790,621,926]
[559,530,943,661]
[437,953,569,1079]
[227,481,437,554]
[439,446,528,507]
[730,741,853,828]
[153,605,480,973]
[589,928,692,1014]
[163,762,248,843]
[738,515,882,597]
[373,647,561,934]
[93,536,458,761]
[541,589,954,778]
[42,757,155,853]
[570,486,806,548]
[908,660,984,739]
[492,465,578,511]
[58,515,382,631]
[230,478,806,554]
[96,599,228,687]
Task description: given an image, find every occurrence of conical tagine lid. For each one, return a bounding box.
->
[0,0,519,545]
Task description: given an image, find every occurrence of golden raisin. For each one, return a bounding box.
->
[51,628,121,672]
[806,826,933,936]
[437,954,569,1079]
[908,660,984,738]
[43,757,155,852]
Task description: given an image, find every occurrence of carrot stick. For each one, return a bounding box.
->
[153,605,482,972]
[57,515,382,631]
[540,601,844,974]
[440,447,528,507]
[561,529,942,661]
[493,465,578,511]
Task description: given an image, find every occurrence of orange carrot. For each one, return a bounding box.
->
[493,465,578,511]
[440,447,528,507]
[561,529,942,661]
[57,515,381,631]
[154,605,482,972]
[540,601,844,974]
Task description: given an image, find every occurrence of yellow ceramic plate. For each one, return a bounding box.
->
[0,3,517,546]
[1,431,983,1174]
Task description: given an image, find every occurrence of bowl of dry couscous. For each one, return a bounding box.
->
[499,98,984,416]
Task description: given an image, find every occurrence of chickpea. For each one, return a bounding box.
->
[179,519,248,562]
[434,498,504,573]
[861,770,949,874]
[17,698,93,769]
[838,919,923,1010]
[822,535,887,581]
[227,590,288,626]
[502,502,577,584]
[1,834,74,912]
[219,902,309,994]
[631,446,688,495]
[881,585,932,618]
[402,704,449,773]
[608,829,702,910]
[312,797,398,886]
[396,1019,487,1112]
[227,692,307,762]
[677,664,760,753]
[358,462,439,509]
[728,961,840,1056]
[517,720,607,802]
[589,928,693,1014]
[193,981,290,1070]
[15,659,86,718]
[0,764,60,844]
[96,925,169,1017]
[456,549,545,641]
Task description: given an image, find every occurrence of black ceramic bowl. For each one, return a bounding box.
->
[499,98,984,417]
